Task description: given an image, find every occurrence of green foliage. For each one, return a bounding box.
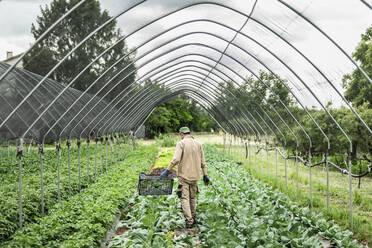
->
[201,145,363,247]
[23,0,136,100]
[155,134,177,147]
[343,26,372,108]
[109,145,363,247]
[145,97,218,138]
[0,141,127,243]
[4,145,157,248]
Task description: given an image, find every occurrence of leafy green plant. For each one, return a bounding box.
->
[108,145,364,247]
[4,144,157,247]
[155,134,177,147]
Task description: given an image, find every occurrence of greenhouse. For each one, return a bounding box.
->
[0,0,371,247]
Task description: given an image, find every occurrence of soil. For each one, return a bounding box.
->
[115,226,128,235]
[174,229,199,237]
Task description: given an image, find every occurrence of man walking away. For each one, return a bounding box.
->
[160,127,210,228]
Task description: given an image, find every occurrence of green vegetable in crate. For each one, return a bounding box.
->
[161,127,211,229]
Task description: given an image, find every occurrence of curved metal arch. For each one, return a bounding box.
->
[139,60,287,144]
[152,72,274,142]
[0,0,147,131]
[123,89,230,134]
[75,42,296,146]
[108,76,256,138]
[118,86,242,136]
[75,43,300,145]
[278,0,372,85]
[3,0,368,147]
[49,31,302,147]
[68,45,278,141]
[36,19,310,145]
[101,77,249,138]
[121,89,233,135]
[117,84,241,136]
[0,0,88,83]
[138,43,302,145]
[152,71,264,137]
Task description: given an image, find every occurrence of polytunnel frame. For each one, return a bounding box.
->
[61,37,296,147]
[107,72,291,192]
[1,1,371,142]
[93,71,251,138]
[2,8,364,215]
[113,82,280,189]
[40,31,342,217]
[47,72,246,212]
[72,36,354,227]
[69,39,310,188]
[126,89,229,136]
[2,0,370,229]
[59,45,263,143]
[117,87,237,138]
[104,77,252,139]
[0,0,372,143]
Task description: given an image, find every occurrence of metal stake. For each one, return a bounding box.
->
[94,138,98,180]
[325,151,329,211]
[56,140,61,203]
[296,147,299,196]
[87,138,90,181]
[275,145,278,185]
[348,152,353,230]
[17,138,24,228]
[309,148,313,208]
[77,139,81,190]
[67,139,71,196]
[100,137,104,172]
[285,146,288,187]
[266,141,269,180]
[105,137,108,171]
[38,143,44,214]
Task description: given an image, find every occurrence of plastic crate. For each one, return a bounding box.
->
[138,172,174,195]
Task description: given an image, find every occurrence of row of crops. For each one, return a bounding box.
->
[0,143,364,247]
[1,144,157,247]
[108,145,362,247]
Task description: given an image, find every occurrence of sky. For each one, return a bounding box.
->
[0,0,370,107]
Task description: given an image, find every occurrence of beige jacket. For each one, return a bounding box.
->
[168,136,206,181]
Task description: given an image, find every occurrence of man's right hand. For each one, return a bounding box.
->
[160,169,169,179]
[203,175,210,185]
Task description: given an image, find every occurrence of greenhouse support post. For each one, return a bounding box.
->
[56,140,61,203]
[325,150,330,211]
[77,139,81,190]
[17,138,23,228]
[266,140,269,180]
[105,136,108,171]
[87,138,90,181]
[101,137,104,172]
[296,146,299,196]
[275,145,278,185]
[95,137,98,180]
[285,146,288,187]
[309,147,313,208]
[67,139,71,196]
[38,143,44,214]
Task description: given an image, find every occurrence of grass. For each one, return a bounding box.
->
[225,142,372,246]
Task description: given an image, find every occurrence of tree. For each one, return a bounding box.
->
[342,26,372,107]
[144,97,218,138]
[23,0,136,100]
